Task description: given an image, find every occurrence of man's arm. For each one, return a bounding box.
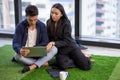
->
[12,23,25,54]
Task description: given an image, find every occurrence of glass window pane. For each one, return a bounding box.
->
[81,0,120,43]
[0,0,15,34]
[21,0,75,36]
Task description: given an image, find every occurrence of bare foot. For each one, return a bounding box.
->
[81,50,91,58]
[42,62,49,66]
[29,64,38,70]
[90,59,95,62]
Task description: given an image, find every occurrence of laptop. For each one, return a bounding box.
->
[22,46,47,57]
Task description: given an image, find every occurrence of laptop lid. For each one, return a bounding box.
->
[22,46,47,57]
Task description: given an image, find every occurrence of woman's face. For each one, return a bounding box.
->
[51,8,63,22]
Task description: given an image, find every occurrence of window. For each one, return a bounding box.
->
[0,0,15,34]
[21,0,75,36]
[80,0,120,44]
[36,4,46,8]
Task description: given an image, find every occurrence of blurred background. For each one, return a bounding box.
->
[0,0,120,48]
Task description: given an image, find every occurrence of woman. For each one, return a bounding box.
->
[47,3,91,70]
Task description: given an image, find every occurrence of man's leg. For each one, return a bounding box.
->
[21,46,57,73]
[14,54,36,65]
[34,46,57,67]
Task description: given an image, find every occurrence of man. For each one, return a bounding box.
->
[12,5,57,73]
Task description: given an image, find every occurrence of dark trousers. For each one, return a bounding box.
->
[56,47,91,70]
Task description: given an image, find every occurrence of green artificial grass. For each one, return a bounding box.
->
[0,45,120,80]
[0,45,26,80]
[108,58,120,80]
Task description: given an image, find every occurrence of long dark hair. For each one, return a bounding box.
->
[47,3,71,40]
[48,3,70,28]
[50,3,68,21]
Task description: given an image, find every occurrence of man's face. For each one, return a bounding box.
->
[26,15,38,26]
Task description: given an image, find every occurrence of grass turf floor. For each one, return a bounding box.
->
[0,45,120,80]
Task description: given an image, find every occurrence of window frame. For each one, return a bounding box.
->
[75,0,120,48]
[0,0,22,38]
[0,0,120,48]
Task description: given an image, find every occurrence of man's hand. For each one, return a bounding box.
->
[20,48,30,56]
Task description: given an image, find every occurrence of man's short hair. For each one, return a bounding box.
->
[25,5,38,16]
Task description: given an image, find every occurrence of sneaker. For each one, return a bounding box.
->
[11,57,18,63]
[21,66,30,73]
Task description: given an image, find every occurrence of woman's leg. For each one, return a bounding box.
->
[70,47,91,70]
[56,54,76,70]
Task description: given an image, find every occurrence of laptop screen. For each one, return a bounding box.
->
[22,46,47,57]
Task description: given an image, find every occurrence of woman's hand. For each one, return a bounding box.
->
[20,48,30,56]
[46,41,55,52]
